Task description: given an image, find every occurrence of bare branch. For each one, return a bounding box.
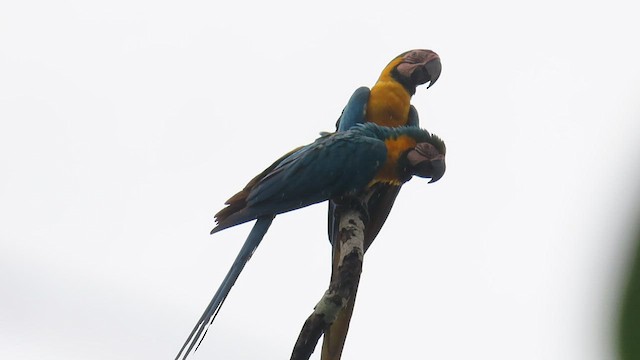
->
[290,208,365,360]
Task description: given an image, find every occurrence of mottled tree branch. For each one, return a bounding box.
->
[290,207,365,360]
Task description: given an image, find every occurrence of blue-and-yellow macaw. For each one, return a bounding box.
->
[323,49,442,359]
[176,123,446,360]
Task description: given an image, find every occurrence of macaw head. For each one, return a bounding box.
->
[387,131,446,184]
[405,138,446,183]
[384,49,442,95]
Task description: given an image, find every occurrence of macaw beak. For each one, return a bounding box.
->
[410,155,446,183]
[426,157,446,183]
[424,57,442,89]
[406,143,446,183]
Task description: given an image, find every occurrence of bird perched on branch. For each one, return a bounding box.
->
[176,123,446,360]
[324,49,442,359]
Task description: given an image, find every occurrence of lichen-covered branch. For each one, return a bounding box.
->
[290,208,365,360]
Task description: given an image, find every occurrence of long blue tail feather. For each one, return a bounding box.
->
[176,215,275,360]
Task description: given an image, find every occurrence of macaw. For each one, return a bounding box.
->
[323,49,442,359]
[176,123,446,360]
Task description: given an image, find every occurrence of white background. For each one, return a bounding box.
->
[1,1,640,359]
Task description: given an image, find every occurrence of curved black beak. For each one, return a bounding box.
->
[425,57,442,89]
[426,158,445,183]
[410,156,446,183]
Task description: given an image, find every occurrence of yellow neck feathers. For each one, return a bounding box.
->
[366,57,412,127]
[371,135,417,185]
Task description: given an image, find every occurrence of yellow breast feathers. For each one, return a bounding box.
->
[366,56,412,127]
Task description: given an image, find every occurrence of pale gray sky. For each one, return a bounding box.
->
[1,1,640,359]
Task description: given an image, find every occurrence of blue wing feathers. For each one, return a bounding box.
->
[407,105,420,127]
[337,87,370,132]
[250,134,385,206]
[213,131,386,231]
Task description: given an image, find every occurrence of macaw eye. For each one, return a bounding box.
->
[403,51,421,64]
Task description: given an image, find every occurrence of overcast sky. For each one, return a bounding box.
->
[2,1,640,359]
